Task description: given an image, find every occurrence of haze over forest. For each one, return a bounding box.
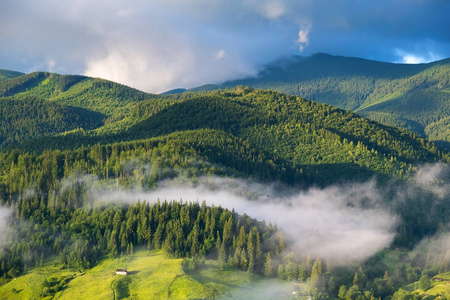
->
[1,1,450,299]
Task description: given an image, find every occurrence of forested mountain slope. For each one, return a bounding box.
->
[0,71,154,116]
[188,53,450,145]
[0,69,25,81]
[0,96,104,147]
[0,69,24,81]
[1,68,448,185]
[0,71,157,146]
[7,88,449,186]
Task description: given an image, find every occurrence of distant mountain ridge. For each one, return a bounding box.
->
[0,69,24,81]
[182,53,450,147]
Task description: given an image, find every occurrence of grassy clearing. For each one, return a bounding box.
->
[377,248,410,273]
[0,250,293,299]
[168,274,210,299]
[403,272,450,299]
[56,250,185,300]
[0,258,76,300]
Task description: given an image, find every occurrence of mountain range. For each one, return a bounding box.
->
[171,53,450,148]
[0,68,447,185]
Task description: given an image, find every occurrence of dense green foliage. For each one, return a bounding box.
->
[190,53,450,144]
[41,274,74,298]
[0,72,154,116]
[1,68,450,299]
[8,88,448,186]
[0,139,286,283]
[0,95,104,147]
[0,71,156,145]
[0,69,24,82]
[0,126,449,299]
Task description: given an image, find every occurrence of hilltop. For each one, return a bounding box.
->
[0,69,24,81]
[0,71,157,147]
[0,71,154,115]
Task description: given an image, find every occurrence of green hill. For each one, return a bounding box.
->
[0,71,154,116]
[0,69,24,82]
[7,88,448,185]
[187,53,450,145]
[0,95,105,147]
[0,71,158,145]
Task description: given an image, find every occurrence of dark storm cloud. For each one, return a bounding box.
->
[1,0,449,92]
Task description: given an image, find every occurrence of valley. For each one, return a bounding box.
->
[0,64,449,299]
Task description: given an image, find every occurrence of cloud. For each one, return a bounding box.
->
[45,59,57,72]
[1,0,450,92]
[242,0,286,20]
[413,163,450,198]
[395,49,444,64]
[0,207,13,251]
[261,1,286,20]
[297,25,311,52]
[264,1,285,19]
[414,164,445,185]
[86,175,398,264]
[215,50,227,60]
[410,228,450,267]
[400,55,427,64]
[216,279,292,300]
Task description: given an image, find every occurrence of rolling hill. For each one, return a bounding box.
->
[0,95,104,147]
[0,71,158,146]
[0,71,154,116]
[0,69,24,82]
[0,69,448,185]
[5,87,447,186]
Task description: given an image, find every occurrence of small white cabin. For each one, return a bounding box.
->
[116,268,128,275]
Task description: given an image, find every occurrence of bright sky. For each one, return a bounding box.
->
[1,0,449,93]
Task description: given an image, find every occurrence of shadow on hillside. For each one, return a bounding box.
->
[297,162,390,188]
[127,270,140,275]
[433,140,450,151]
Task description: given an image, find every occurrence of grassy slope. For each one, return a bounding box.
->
[0,250,291,300]
[370,249,450,299]
[0,258,76,300]
[58,252,185,300]
[402,273,450,299]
